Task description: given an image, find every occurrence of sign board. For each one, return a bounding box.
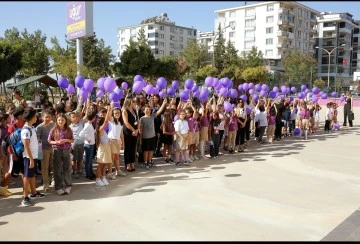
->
[66,1,93,40]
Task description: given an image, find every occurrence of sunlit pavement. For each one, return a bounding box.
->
[0,107,359,241]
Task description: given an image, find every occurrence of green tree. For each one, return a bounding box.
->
[213,23,226,72]
[182,38,208,76]
[195,65,219,82]
[242,66,269,83]
[313,78,325,89]
[137,28,148,47]
[223,40,239,67]
[283,49,317,85]
[0,40,22,95]
[241,46,264,69]
[152,55,180,81]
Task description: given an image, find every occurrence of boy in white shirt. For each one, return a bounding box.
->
[254,105,268,144]
[324,103,333,133]
[21,108,45,207]
[174,110,190,166]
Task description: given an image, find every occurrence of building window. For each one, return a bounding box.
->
[170,35,175,40]
[159,42,164,47]
[267,4,274,12]
[245,8,255,17]
[230,11,236,18]
[159,50,164,55]
[180,29,183,34]
[180,37,183,42]
[148,26,154,30]
[229,21,236,29]
[180,44,183,49]
[121,30,125,34]
[151,48,159,55]
[245,19,255,27]
[121,45,126,50]
[170,51,174,55]
[229,32,235,38]
[266,16,274,23]
[245,30,254,38]
[148,41,158,46]
[170,43,174,48]
[160,26,164,31]
[148,32,159,38]
[265,50,273,56]
[244,40,255,49]
[121,38,125,42]
[188,30,192,35]
[266,27,273,34]
[160,34,165,39]
[170,27,175,33]
[266,38,273,45]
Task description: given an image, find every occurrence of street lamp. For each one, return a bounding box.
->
[315,43,345,89]
[212,22,236,67]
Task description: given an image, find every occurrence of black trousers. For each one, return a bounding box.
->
[210,134,220,157]
[325,119,331,131]
[245,119,251,141]
[124,133,138,165]
[275,121,283,139]
[219,130,224,146]
[344,105,353,127]
[236,125,246,146]
[255,122,259,138]
[154,131,163,154]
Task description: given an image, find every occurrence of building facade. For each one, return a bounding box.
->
[197,31,215,52]
[116,13,197,61]
[214,1,319,72]
[315,12,360,88]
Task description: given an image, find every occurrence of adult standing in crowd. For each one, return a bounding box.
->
[12,90,27,109]
[343,92,354,127]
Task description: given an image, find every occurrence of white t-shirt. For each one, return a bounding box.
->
[254,112,268,127]
[326,108,333,120]
[108,119,122,140]
[79,122,95,145]
[21,126,38,159]
[174,119,189,135]
[218,113,225,130]
[34,95,41,103]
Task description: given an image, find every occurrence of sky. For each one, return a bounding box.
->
[1,1,360,58]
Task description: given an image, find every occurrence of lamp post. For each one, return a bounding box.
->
[212,23,236,67]
[315,43,345,89]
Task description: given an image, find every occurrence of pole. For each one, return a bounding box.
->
[328,52,331,89]
[76,38,83,95]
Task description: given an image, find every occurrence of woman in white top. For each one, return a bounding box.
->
[33,91,41,108]
[174,109,190,166]
[108,107,126,179]
[235,100,247,152]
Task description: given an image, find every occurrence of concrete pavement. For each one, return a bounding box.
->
[0,107,359,241]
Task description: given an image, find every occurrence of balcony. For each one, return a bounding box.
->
[278,20,293,26]
[339,27,352,34]
[278,8,294,15]
[323,42,336,47]
[245,15,256,19]
[323,26,336,32]
[310,17,317,24]
[277,43,288,48]
[323,33,337,39]
[277,31,289,38]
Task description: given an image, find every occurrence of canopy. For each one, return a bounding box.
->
[6,75,59,89]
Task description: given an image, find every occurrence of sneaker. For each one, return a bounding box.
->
[57,189,65,195]
[201,156,208,160]
[4,186,13,195]
[21,196,32,207]
[175,162,182,167]
[193,155,199,160]
[169,158,174,163]
[183,161,190,165]
[96,178,106,186]
[101,177,109,186]
[0,187,12,197]
[146,163,150,169]
[187,157,193,163]
[189,155,194,161]
[64,187,71,194]
[107,173,117,180]
[29,191,46,199]
[73,173,80,179]
[165,158,170,163]
[116,170,127,177]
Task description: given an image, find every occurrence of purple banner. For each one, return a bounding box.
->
[66,2,86,40]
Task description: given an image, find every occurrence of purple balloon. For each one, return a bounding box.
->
[334,123,340,130]
[238,84,243,92]
[289,97,294,102]
[261,84,269,92]
[121,82,128,90]
[312,95,318,103]
[79,89,88,101]
[58,77,69,89]
[312,87,319,94]
[331,91,338,98]
[83,79,94,92]
[321,93,328,99]
[96,90,104,98]
[205,77,213,87]
[249,89,254,95]
[185,79,194,90]
[297,92,305,99]
[226,80,233,89]
[152,87,159,95]
[97,77,106,91]
[144,84,153,95]
[294,128,301,135]
[114,87,124,99]
[134,75,143,82]
[221,77,231,87]
[157,77,167,89]
[75,76,85,89]
[301,85,307,92]
[172,80,179,90]
[224,101,233,112]
[269,91,277,99]
[192,85,199,93]
[242,83,249,90]
[167,87,175,96]
[254,84,261,92]
[339,96,345,102]
[291,86,297,93]
[285,88,291,94]
[212,78,219,87]
[260,90,267,97]
[281,86,287,93]
[104,78,116,92]
[133,80,144,94]
[193,90,200,98]
[219,87,229,97]
[246,107,252,115]
[159,90,166,98]
[252,94,259,102]
[272,86,279,93]
[179,90,190,101]
[304,88,310,94]
[249,83,254,89]
[200,88,209,101]
[230,89,238,98]
[66,84,75,94]
[240,94,248,101]
[109,92,120,102]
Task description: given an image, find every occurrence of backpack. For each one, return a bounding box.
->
[8,126,32,157]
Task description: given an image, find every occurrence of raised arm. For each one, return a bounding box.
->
[155,98,168,117]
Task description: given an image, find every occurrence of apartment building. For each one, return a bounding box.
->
[197,31,215,52]
[214,1,320,72]
[315,12,360,88]
[116,13,197,61]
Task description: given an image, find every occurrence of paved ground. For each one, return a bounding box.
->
[0,107,359,241]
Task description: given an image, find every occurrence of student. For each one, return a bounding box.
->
[226,110,238,154]
[94,104,113,186]
[36,110,55,191]
[108,107,126,179]
[69,112,85,178]
[313,103,322,132]
[209,112,221,158]
[48,114,74,195]
[235,99,247,152]
[254,105,268,144]
[199,100,211,160]
[185,104,197,161]
[0,114,11,197]
[140,99,167,169]
[324,103,333,133]
[290,103,297,135]
[161,110,175,163]
[174,110,190,166]
[21,107,46,207]
[267,103,277,144]
[79,110,97,180]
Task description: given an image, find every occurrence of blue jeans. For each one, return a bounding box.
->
[84,144,94,178]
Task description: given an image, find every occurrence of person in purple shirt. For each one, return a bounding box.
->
[199,100,211,160]
[266,101,277,144]
[48,114,74,195]
[226,111,238,154]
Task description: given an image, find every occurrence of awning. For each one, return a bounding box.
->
[6,75,59,89]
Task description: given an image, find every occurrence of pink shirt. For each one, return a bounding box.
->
[300,110,310,119]
[228,116,238,131]
[186,117,195,132]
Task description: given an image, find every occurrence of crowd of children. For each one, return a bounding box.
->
[0,89,354,207]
